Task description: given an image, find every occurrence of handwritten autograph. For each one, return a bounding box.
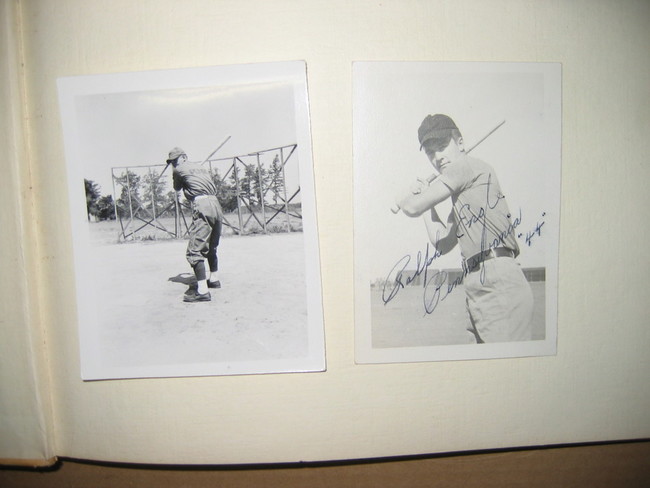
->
[382,208,547,315]
[519,212,546,247]
[381,242,443,308]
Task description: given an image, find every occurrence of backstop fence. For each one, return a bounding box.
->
[110,144,301,241]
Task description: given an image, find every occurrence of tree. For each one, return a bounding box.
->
[84,179,101,221]
[249,162,268,208]
[236,163,254,207]
[238,162,268,208]
[212,168,237,213]
[96,195,116,220]
[141,169,169,217]
[229,163,247,209]
[268,155,285,206]
[114,170,142,219]
[228,161,269,211]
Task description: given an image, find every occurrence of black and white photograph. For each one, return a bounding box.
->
[58,62,325,379]
[354,62,560,363]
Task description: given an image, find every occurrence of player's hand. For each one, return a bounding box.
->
[409,178,428,195]
[393,178,424,214]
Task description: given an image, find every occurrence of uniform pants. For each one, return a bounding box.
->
[464,257,534,343]
[186,196,223,273]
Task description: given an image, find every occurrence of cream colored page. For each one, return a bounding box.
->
[22,0,650,464]
[0,0,55,466]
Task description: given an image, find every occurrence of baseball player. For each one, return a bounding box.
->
[397,114,534,343]
[167,147,223,303]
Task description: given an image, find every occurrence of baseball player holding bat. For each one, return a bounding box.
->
[395,114,533,343]
[167,146,224,303]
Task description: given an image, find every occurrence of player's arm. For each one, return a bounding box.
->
[172,171,184,201]
[398,178,453,217]
[423,207,458,255]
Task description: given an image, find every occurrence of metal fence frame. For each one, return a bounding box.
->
[111,144,300,241]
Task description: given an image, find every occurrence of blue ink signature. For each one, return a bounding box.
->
[382,173,547,316]
[455,174,505,240]
[381,242,442,305]
[382,239,472,315]
[518,212,546,247]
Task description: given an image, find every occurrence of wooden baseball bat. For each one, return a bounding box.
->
[390,119,506,214]
[156,135,232,183]
[200,135,231,165]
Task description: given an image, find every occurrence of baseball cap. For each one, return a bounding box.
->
[166,147,186,164]
[418,114,458,150]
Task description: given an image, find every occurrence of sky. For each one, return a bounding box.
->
[353,62,561,273]
[72,76,302,197]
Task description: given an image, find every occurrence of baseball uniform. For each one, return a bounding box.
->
[438,154,534,342]
[172,160,223,273]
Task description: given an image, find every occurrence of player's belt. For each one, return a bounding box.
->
[193,195,216,201]
[465,247,515,273]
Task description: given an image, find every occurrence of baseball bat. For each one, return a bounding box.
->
[157,135,232,182]
[200,135,231,165]
[390,119,506,214]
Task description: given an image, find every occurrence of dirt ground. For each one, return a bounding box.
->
[85,224,311,377]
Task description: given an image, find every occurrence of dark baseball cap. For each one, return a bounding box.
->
[418,114,458,150]
[166,147,186,164]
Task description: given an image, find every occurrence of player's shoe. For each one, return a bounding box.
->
[183,291,211,303]
[207,280,221,289]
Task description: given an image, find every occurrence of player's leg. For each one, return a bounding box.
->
[465,258,534,342]
[184,206,212,301]
[206,198,223,288]
[207,220,222,288]
[465,304,485,344]
[191,260,209,293]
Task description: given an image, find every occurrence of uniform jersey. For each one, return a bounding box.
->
[438,155,520,260]
[172,161,218,201]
